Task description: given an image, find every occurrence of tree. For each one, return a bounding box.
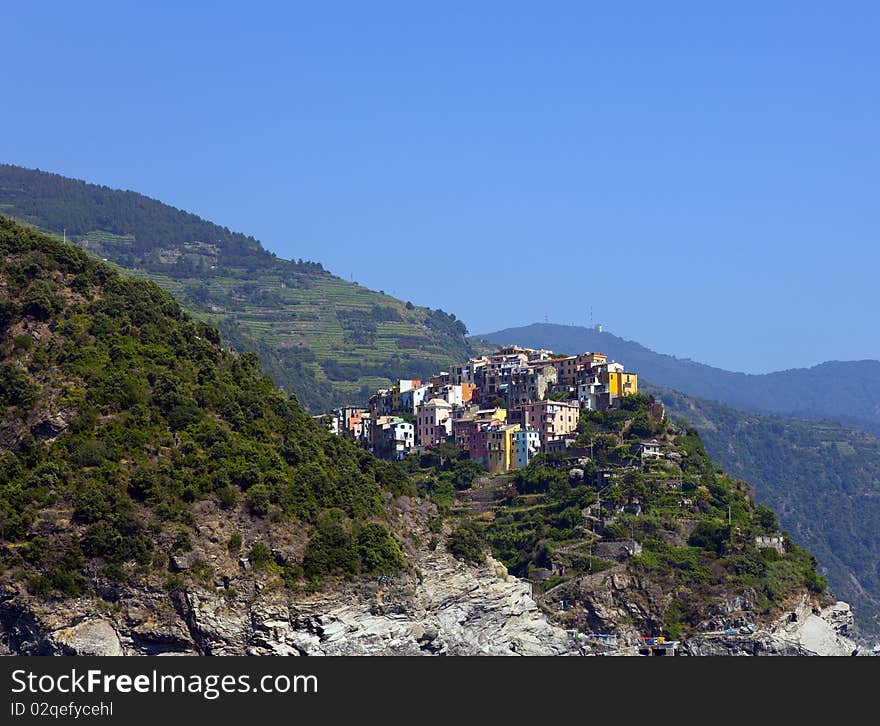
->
[755,504,778,533]
[447,520,486,564]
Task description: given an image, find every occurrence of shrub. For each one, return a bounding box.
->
[447,520,486,564]
[12,334,32,351]
[0,299,18,329]
[0,363,38,409]
[246,483,271,517]
[218,485,238,509]
[355,523,406,574]
[22,279,61,319]
[167,403,202,431]
[688,520,730,555]
[755,504,778,533]
[248,541,274,570]
[302,513,358,579]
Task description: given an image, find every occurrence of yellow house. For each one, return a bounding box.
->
[487,423,520,475]
[477,406,507,422]
[608,371,638,397]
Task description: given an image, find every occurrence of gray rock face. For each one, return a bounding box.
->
[683,597,861,656]
[177,552,577,656]
[51,619,123,656]
[0,550,861,657]
[30,416,68,441]
[0,549,578,656]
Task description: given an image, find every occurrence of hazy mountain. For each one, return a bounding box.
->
[0,164,474,412]
[478,323,880,435]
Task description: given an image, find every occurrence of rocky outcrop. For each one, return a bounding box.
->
[51,619,123,656]
[766,598,859,656]
[0,542,863,657]
[0,549,579,656]
[529,566,866,656]
[174,550,577,656]
[659,598,860,656]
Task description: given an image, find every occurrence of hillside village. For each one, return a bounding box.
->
[317,345,650,470]
[0,199,861,656]
[311,343,847,650]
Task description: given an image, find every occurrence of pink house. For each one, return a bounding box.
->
[516,400,580,450]
[416,398,453,446]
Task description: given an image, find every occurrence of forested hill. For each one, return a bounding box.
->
[478,323,880,436]
[651,384,880,637]
[0,215,412,601]
[0,164,474,411]
[0,164,320,275]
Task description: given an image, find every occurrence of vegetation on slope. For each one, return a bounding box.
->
[0,165,475,411]
[655,385,880,636]
[417,395,830,639]
[0,216,412,598]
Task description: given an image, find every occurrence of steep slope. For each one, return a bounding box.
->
[652,385,880,637]
[478,323,880,435]
[0,214,414,599]
[0,164,474,411]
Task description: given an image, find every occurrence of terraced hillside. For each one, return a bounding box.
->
[651,385,880,637]
[0,164,474,411]
[405,398,834,643]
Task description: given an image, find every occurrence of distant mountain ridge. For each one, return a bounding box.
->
[478,323,880,435]
[0,164,475,412]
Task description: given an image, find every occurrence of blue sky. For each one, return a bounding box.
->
[3,2,878,373]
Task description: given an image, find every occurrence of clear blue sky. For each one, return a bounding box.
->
[3,2,878,373]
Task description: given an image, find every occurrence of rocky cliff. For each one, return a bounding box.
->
[538,566,862,656]
[1,542,862,656]
[0,544,576,656]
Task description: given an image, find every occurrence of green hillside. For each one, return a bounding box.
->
[0,164,474,412]
[477,324,880,636]
[0,215,413,598]
[410,396,831,641]
[652,385,880,636]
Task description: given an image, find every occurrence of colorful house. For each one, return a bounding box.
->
[514,429,541,469]
[416,398,453,447]
[487,424,521,474]
[606,371,638,397]
[516,400,580,450]
[399,384,430,414]
[374,418,414,460]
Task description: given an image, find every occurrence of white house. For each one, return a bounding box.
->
[640,439,662,459]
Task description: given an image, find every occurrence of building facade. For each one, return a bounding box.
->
[487,423,520,474]
[514,429,541,469]
[416,398,453,446]
[516,400,580,450]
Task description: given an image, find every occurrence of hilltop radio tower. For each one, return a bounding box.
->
[589,306,603,333]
